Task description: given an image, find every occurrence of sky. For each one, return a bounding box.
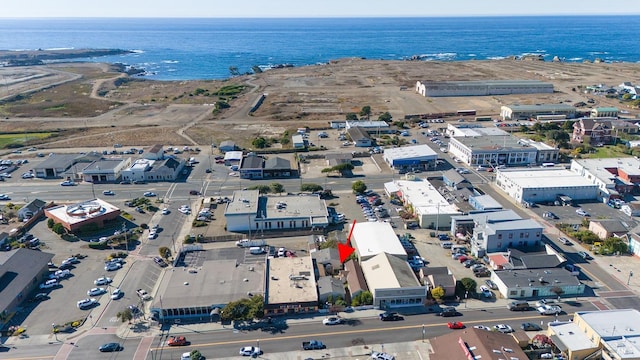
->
[2,0,639,18]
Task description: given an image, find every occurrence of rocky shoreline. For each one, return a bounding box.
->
[0,48,132,66]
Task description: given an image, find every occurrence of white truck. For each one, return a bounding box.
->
[136,288,152,301]
[235,239,266,248]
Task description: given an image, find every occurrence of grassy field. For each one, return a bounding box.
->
[0,132,54,148]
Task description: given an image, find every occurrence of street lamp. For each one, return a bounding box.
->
[52,323,58,341]
[465,291,468,308]
[628,271,634,286]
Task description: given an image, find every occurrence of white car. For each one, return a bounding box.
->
[102,190,115,196]
[0,194,10,200]
[473,325,492,331]
[178,207,191,214]
[239,346,262,356]
[277,247,286,257]
[87,287,107,296]
[39,279,58,289]
[322,316,344,325]
[77,298,97,309]
[60,180,76,186]
[576,208,589,217]
[94,276,112,285]
[371,352,395,360]
[148,231,157,240]
[21,173,34,179]
[537,305,562,315]
[494,324,514,333]
[105,262,122,271]
[161,208,170,215]
[49,269,71,279]
[143,191,157,197]
[111,288,123,300]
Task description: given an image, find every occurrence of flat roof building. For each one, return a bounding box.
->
[500,103,576,120]
[430,327,529,360]
[0,249,54,318]
[361,252,426,309]
[416,79,553,97]
[264,256,318,316]
[571,157,640,201]
[45,198,121,232]
[82,158,132,183]
[448,134,539,167]
[350,222,407,262]
[382,145,438,171]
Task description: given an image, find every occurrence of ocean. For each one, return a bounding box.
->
[0,16,638,80]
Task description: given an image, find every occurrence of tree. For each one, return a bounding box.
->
[378,111,392,122]
[430,286,445,302]
[47,218,55,228]
[190,350,203,360]
[269,182,284,194]
[247,185,270,194]
[116,308,133,324]
[221,295,264,321]
[345,113,358,121]
[159,247,171,259]
[531,122,544,133]
[359,105,372,120]
[351,180,367,194]
[548,130,570,145]
[549,286,564,298]
[351,291,373,306]
[251,137,268,149]
[459,278,477,293]
[52,223,65,235]
[334,163,354,176]
[301,183,323,192]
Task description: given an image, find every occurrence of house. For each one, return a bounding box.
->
[429,328,528,360]
[144,144,165,160]
[442,169,470,190]
[18,198,47,221]
[343,259,368,298]
[292,134,305,149]
[346,127,372,147]
[418,267,456,298]
[239,154,265,179]
[263,157,292,179]
[572,118,612,144]
[219,140,237,152]
[317,276,346,303]
[621,202,640,217]
[589,219,629,240]
[325,153,353,167]
[311,247,342,274]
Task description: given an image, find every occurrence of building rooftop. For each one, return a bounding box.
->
[496,267,581,288]
[264,157,290,170]
[224,151,243,161]
[422,80,551,86]
[505,103,576,112]
[261,195,328,225]
[130,158,154,170]
[240,155,264,169]
[591,219,629,233]
[344,259,368,294]
[498,168,597,189]
[577,309,640,339]
[452,209,522,225]
[484,219,542,234]
[45,198,120,226]
[350,222,407,260]
[82,159,125,172]
[548,322,596,352]
[345,121,389,129]
[34,153,79,170]
[0,249,54,313]
[388,179,460,215]
[361,252,421,290]
[153,255,264,309]
[265,256,317,305]
[382,144,437,161]
[453,134,538,152]
[225,190,260,216]
[449,126,510,137]
[573,157,640,183]
[429,326,528,360]
[148,144,163,153]
[470,195,503,210]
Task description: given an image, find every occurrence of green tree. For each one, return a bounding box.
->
[301,183,323,192]
[459,278,477,293]
[251,137,268,149]
[190,350,203,360]
[47,218,55,228]
[221,295,264,321]
[269,182,285,194]
[52,223,65,235]
[334,163,354,176]
[247,185,271,194]
[378,111,392,122]
[351,180,367,194]
[431,286,445,301]
[345,113,358,121]
[531,122,544,133]
[519,124,529,133]
[359,105,372,120]
[116,308,133,324]
[562,120,575,131]
[159,246,171,259]
[604,237,629,254]
[548,130,570,145]
[351,291,373,306]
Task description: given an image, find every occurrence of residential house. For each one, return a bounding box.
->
[312,247,342,275]
[589,219,629,240]
[346,127,372,147]
[418,267,456,298]
[343,259,368,299]
[573,118,612,144]
[317,276,346,303]
[621,202,640,217]
[18,199,47,221]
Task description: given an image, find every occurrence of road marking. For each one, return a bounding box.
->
[149,313,553,350]
[4,356,53,360]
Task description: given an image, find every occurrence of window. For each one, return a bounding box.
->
[508,233,513,239]
[498,234,502,240]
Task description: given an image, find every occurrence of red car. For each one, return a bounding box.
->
[458,256,468,263]
[447,321,465,329]
[167,336,188,346]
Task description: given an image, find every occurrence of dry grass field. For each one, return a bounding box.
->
[0,58,639,150]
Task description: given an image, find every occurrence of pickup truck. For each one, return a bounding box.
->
[136,289,152,301]
[302,340,326,350]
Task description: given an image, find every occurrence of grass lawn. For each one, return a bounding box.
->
[588,145,632,159]
[0,132,53,148]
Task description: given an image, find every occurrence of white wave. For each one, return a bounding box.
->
[162,60,179,64]
[129,49,144,54]
[588,51,609,55]
[487,56,506,60]
[567,57,583,61]
[45,47,75,51]
[467,54,477,57]
[167,68,176,72]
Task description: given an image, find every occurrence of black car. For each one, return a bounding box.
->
[153,256,168,267]
[99,342,122,352]
[521,322,543,331]
[438,307,460,317]
[379,312,404,321]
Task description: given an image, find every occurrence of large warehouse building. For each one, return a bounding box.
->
[495,168,599,205]
[415,80,553,97]
[382,145,438,172]
[350,222,407,262]
[571,157,640,201]
[500,103,576,120]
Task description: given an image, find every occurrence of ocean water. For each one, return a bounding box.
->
[0,16,638,80]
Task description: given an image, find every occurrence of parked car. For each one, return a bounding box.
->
[371,352,395,360]
[60,180,76,186]
[379,312,404,321]
[578,251,592,260]
[87,287,107,296]
[154,256,168,267]
[479,285,492,298]
[576,208,590,217]
[494,324,514,333]
[485,280,498,290]
[0,194,10,200]
[559,237,572,245]
[521,322,543,331]
[102,190,115,196]
[239,346,262,356]
[39,279,58,289]
[167,336,188,346]
[473,325,492,331]
[537,305,562,315]
[77,298,98,309]
[104,262,122,271]
[438,307,460,317]
[95,276,113,285]
[161,208,170,215]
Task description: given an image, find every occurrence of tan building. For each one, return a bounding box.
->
[264,256,318,316]
[361,252,427,309]
[430,327,528,360]
[588,219,629,240]
[44,198,121,232]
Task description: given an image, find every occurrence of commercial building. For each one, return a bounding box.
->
[144,144,164,160]
[317,277,345,303]
[415,79,553,97]
[448,134,539,167]
[219,140,237,152]
[343,259,368,298]
[45,198,121,232]
[345,120,393,134]
[472,218,543,257]
[591,106,619,118]
[429,328,528,360]
[446,124,508,138]
[0,249,54,321]
[81,158,132,183]
[292,134,305,149]
[495,168,599,205]
[33,152,102,179]
[468,194,503,212]
[384,179,461,230]
[382,145,438,171]
[346,127,372,147]
[150,248,265,324]
[120,157,186,182]
[361,252,426,309]
[493,265,584,299]
[451,209,522,239]
[349,222,407,262]
[224,190,329,232]
[17,198,47,221]
[500,103,576,120]
[239,155,293,180]
[571,157,640,201]
[264,256,318,316]
[516,138,560,164]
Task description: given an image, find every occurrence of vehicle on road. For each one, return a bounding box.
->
[161,208,170,215]
[447,321,465,329]
[438,307,460,317]
[94,276,112,285]
[521,322,543,331]
[235,238,266,248]
[104,262,122,271]
[559,237,572,245]
[535,299,559,307]
[578,251,592,260]
[137,289,152,301]
[0,194,10,200]
[167,336,188,346]
[379,312,404,321]
[77,298,98,309]
[302,340,326,350]
[473,325,491,331]
[189,190,200,195]
[322,316,344,325]
[239,346,262,356]
[87,287,106,296]
[102,190,115,196]
[148,231,157,240]
[99,343,122,352]
[143,191,157,197]
[537,305,562,315]
[371,351,395,360]
[154,256,168,267]
[60,180,76,186]
[507,301,530,311]
[494,324,514,333]
[111,288,123,300]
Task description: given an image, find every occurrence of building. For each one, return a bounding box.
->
[81,158,131,183]
[589,219,629,240]
[572,118,612,144]
[591,106,619,118]
[571,157,640,201]
[448,134,538,167]
[495,168,599,205]
[472,219,544,257]
[343,259,368,298]
[263,157,293,179]
[415,79,553,97]
[493,265,585,299]
[451,209,523,237]
[442,169,470,190]
[446,124,509,138]
[622,203,640,217]
[33,152,102,179]
[223,150,244,165]
[150,249,265,324]
[346,127,372,147]
[144,144,164,160]
[17,198,47,221]
[350,222,407,262]
[429,327,528,360]
[418,267,456,298]
[317,277,346,303]
[238,155,293,180]
[239,154,264,179]
[264,256,318,316]
[516,138,560,164]
[120,157,186,182]
[0,249,54,321]
[468,194,503,212]
[360,252,426,309]
[219,140,237,152]
[311,247,342,275]
[292,134,305,149]
[345,120,393,134]
[325,153,353,167]
[382,145,438,171]
[500,103,576,120]
[224,190,329,232]
[384,179,461,230]
[45,198,121,232]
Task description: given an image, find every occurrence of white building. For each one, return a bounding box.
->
[472,219,543,256]
[500,103,576,120]
[415,80,553,97]
[361,252,427,309]
[349,222,406,262]
[446,124,508,138]
[345,120,391,133]
[82,158,131,183]
[292,134,305,149]
[448,134,538,167]
[223,151,244,165]
[384,178,461,230]
[120,157,185,182]
[495,168,599,205]
[224,190,329,232]
[382,145,438,171]
[571,158,640,201]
